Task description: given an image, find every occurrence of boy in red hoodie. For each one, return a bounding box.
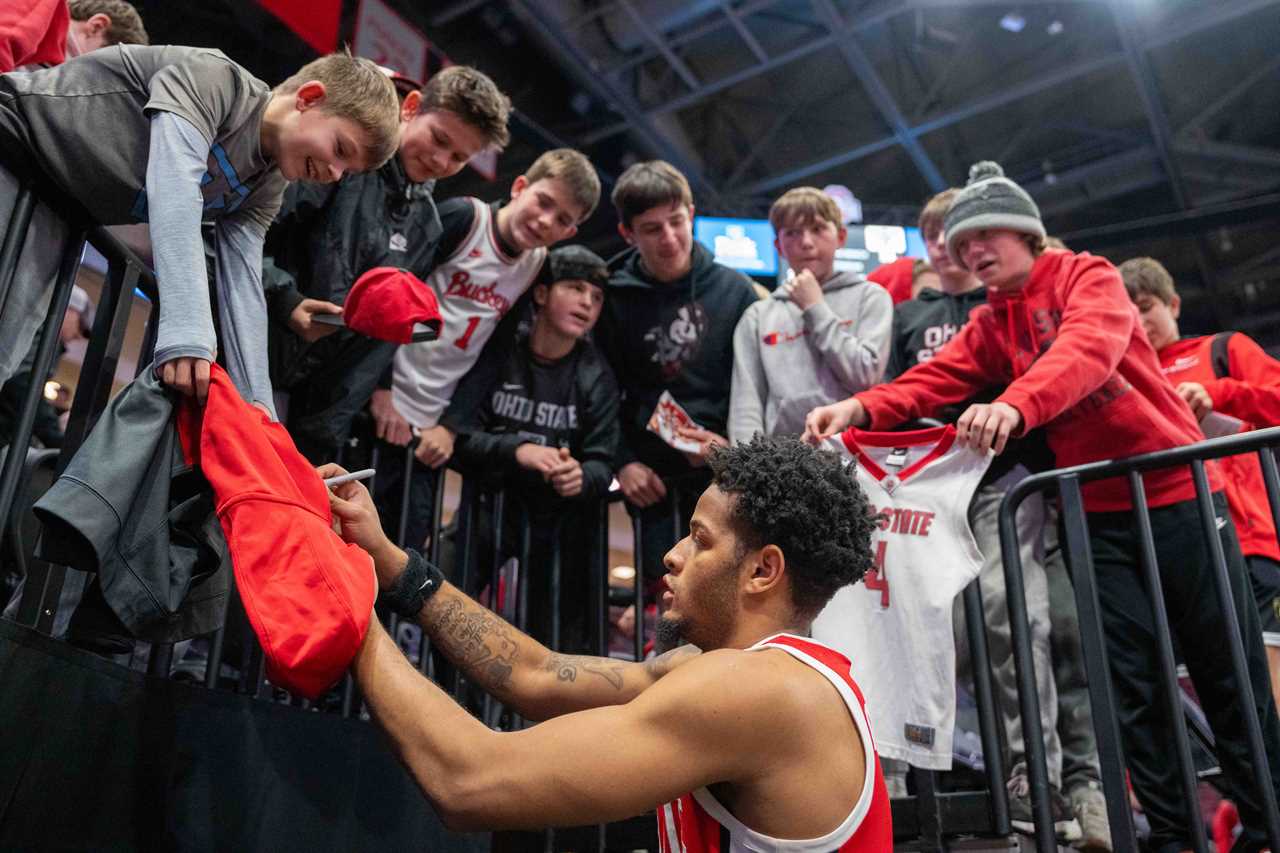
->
[805,161,1280,853]
[1121,255,1280,713]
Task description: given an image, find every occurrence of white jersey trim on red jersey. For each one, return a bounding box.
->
[684,633,878,852]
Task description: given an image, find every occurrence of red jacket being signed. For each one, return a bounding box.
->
[178,364,376,698]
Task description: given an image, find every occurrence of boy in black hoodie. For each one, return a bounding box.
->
[596,161,759,585]
[446,246,620,651]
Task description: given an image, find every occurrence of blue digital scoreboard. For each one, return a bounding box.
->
[693,217,779,276]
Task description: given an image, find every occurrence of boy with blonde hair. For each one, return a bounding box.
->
[0,46,399,416]
[729,186,891,442]
[372,148,601,548]
[264,64,512,458]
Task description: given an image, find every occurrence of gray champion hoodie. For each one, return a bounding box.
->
[729,270,892,442]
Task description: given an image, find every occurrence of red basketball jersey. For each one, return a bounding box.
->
[656,634,893,853]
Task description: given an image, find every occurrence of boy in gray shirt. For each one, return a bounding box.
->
[729,186,892,442]
[0,45,400,414]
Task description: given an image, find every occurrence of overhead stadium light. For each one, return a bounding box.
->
[1000,11,1027,32]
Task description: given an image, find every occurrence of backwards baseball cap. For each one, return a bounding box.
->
[544,245,608,288]
[344,267,442,343]
[943,161,1045,265]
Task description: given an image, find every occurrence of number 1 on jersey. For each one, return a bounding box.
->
[865,540,889,608]
[453,316,480,350]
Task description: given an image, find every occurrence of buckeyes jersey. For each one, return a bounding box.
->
[392,197,546,428]
[813,425,990,770]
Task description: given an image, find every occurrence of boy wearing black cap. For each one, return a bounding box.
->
[805,162,1280,853]
[444,245,620,651]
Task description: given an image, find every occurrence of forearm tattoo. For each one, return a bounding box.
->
[542,653,626,690]
[430,597,520,692]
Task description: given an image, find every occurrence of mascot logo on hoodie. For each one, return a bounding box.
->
[646,302,707,380]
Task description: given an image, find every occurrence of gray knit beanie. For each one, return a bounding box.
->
[943,161,1045,265]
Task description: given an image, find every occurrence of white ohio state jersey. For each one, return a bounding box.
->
[392,197,546,427]
[813,425,990,770]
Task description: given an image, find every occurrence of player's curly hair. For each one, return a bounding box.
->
[708,435,876,620]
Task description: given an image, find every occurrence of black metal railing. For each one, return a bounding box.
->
[1000,426,1280,853]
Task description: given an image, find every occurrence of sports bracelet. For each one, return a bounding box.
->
[384,549,446,618]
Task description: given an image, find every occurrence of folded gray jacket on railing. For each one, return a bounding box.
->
[32,365,231,642]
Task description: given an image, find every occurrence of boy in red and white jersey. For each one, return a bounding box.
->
[369,148,601,548]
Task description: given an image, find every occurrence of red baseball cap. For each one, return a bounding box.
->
[345,267,442,344]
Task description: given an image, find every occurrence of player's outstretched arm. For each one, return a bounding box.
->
[352,628,798,831]
[321,464,697,719]
[420,581,698,719]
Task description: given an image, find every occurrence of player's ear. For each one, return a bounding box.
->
[747,543,786,595]
[295,81,327,111]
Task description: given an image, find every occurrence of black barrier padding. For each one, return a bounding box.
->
[0,620,488,852]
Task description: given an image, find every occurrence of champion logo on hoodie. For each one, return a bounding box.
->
[762,318,855,346]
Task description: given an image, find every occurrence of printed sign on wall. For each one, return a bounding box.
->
[353,0,428,80]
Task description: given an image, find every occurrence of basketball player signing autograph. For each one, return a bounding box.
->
[322,435,893,851]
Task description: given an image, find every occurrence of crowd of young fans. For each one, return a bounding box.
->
[2,4,1280,852]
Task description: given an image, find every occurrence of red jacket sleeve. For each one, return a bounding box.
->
[0,0,67,72]
[855,316,1007,429]
[996,257,1133,431]
[1204,333,1280,426]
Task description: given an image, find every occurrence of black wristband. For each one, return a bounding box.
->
[384,549,446,618]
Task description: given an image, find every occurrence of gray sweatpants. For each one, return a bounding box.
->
[1043,504,1103,792]
[955,464,1102,791]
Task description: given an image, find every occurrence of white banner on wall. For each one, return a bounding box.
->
[352,0,428,81]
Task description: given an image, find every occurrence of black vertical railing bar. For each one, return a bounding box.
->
[204,624,226,690]
[594,499,609,660]
[1189,459,1280,851]
[517,497,531,632]
[550,516,565,654]
[253,646,272,701]
[961,579,1010,834]
[384,439,419,665]
[452,480,476,700]
[0,185,36,315]
[1039,475,1138,852]
[16,231,87,637]
[995,484,1055,853]
[419,464,446,679]
[147,642,174,679]
[395,436,418,549]
[133,300,157,377]
[631,513,644,663]
[59,259,138,457]
[1128,469,1208,853]
[1259,449,1280,560]
[482,490,505,728]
